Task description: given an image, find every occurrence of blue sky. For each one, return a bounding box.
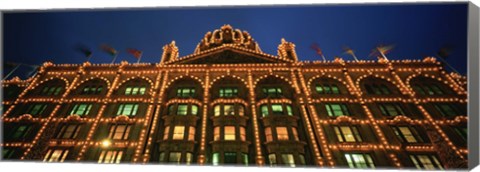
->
[3,3,468,79]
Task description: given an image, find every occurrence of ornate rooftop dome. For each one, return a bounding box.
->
[194,24,262,53]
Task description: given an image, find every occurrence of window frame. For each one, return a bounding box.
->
[333,125,363,143]
[344,153,375,168]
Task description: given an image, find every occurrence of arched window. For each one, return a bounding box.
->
[118,78,150,96]
[260,104,293,117]
[361,77,398,95]
[410,77,452,96]
[35,79,66,96]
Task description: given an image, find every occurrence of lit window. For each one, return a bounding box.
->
[268,154,277,166]
[169,152,182,164]
[292,128,299,141]
[265,127,273,142]
[219,87,238,97]
[70,104,92,116]
[224,126,236,140]
[214,127,220,141]
[177,104,188,115]
[116,103,139,116]
[186,152,193,165]
[57,124,81,139]
[434,104,460,117]
[11,125,32,140]
[172,126,185,140]
[325,104,350,117]
[378,103,404,116]
[188,127,195,141]
[108,124,131,140]
[27,104,48,116]
[177,87,195,98]
[224,152,237,164]
[262,87,283,97]
[242,153,248,165]
[344,153,375,168]
[261,104,293,117]
[392,126,423,143]
[315,84,340,94]
[98,150,123,164]
[163,126,170,140]
[333,126,362,142]
[214,104,244,116]
[409,154,443,170]
[239,127,246,141]
[43,149,69,162]
[81,85,103,95]
[276,127,289,140]
[212,152,220,165]
[281,154,295,167]
[125,86,146,95]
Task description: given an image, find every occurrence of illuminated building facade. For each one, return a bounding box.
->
[1,25,469,169]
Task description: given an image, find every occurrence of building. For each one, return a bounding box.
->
[1,25,469,169]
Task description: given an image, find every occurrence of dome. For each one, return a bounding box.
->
[194,24,262,53]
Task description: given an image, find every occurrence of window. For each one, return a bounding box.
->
[276,127,289,140]
[281,154,295,167]
[11,125,32,140]
[2,149,15,159]
[412,84,444,96]
[268,154,277,166]
[170,104,198,116]
[177,87,195,98]
[168,152,182,164]
[108,124,131,140]
[315,84,341,94]
[125,86,146,95]
[214,127,220,141]
[213,104,244,116]
[242,153,248,165]
[224,152,237,164]
[186,152,193,165]
[224,126,236,140]
[172,126,185,140]
[69,104,92,116]
[333,126,362,142]
[43,149,69,162]
[344,153,375,168]
[81,85,103,95]
[265,127,273,142]
[239,127,246,141]
[98,150,123,163]
[164,125,194,141]
[325,104,350,117]
[56,124,82,139]
[378,103,404,117]
[219,87,238,97]
[116,103,139,116]
[262,87,283,97]
[212,153,220,165]
[365,83,391,95]
[454,127,467,140]
[392,126,424,143]
[409,154,443,170]
[434,104,460,117]
[260,104,293,117]
[41,86,63,96]
[26,104,47,116]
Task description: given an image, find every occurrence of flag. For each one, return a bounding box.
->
[310,43,323,57]
[342,46,355,56]
[377,44,394,55]
[437,45,453,59]
[127,48,142,59]
[75,44,92,58]
[100,44,118,56]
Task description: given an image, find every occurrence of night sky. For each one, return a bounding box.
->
[2,3,468,79]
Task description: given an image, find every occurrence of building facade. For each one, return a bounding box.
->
[1,25,469,169]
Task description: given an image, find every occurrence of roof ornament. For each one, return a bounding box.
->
[194,24,262,53]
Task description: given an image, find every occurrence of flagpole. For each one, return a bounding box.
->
[137,53,142,64]
[111,54,118,64]
[321,55,326,62]
[435,54,460,74]
[377,47,389,61]
[4,63,21,80]
[87,55,92,62]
